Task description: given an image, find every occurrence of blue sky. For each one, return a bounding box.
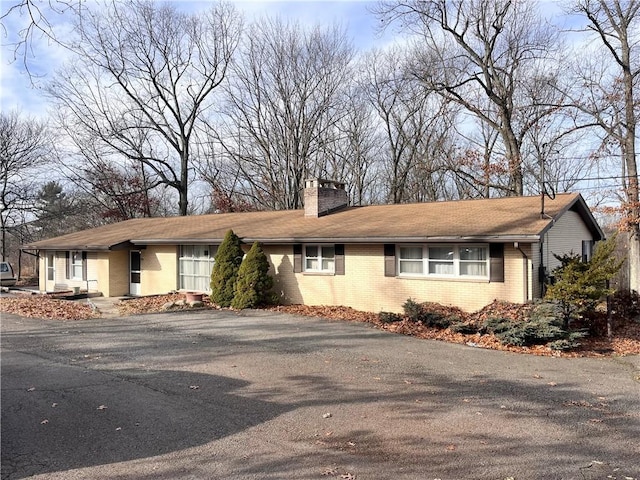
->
[1,0,578,118]
[0,0,397,117]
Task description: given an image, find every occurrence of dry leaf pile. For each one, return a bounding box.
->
[0,297,100,321]
[117,293,214,316]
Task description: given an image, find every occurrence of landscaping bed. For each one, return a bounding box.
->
[1,294,638,357]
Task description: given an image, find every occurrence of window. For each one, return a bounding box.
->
[428,246,454,275]
[71,251,83,279]
[179,245,217,291]
[398,244,489,278]
[47,253,55,281]
[399,246,423,274]
[582,240,594,263]
[459,246,487,276]
[304,245,335,273]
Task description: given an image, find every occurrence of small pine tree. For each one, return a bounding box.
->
[210,230,244,307]
[231,241,274,309]
[545,234,624,327]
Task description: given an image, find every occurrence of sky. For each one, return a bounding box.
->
[0,0,400,117]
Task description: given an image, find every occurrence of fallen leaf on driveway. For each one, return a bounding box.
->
[40,419,49,424]
[321,468,338,476]
[96,405,107,410]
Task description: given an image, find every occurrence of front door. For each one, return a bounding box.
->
[46,253,56,291]
[130,251,141,296]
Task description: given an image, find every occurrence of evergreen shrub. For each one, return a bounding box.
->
[210,230,244,307]
[379,311,403,324]
[231,241,274,309]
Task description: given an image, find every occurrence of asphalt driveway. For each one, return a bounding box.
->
[2,308,639,480]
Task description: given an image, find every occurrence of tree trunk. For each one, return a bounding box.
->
[629,232,640,293]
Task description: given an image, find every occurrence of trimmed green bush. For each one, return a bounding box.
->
[483,302,587,350]
[421,311,457,328]
[402,298,422,322]
[379,311,403,324]
[450,322,479,334]
[403,298,464,329]
[481,317,514,335]
[210,230,244,307]
[231,241,274,309]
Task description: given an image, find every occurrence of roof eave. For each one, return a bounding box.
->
[248,235,542,244]
[21,240,134,252]
[537,194,604,241]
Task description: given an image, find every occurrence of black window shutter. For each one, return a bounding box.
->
[384,244,396,277]
[66,251,71,279]
[82,252,88,281]
[334,244,345,275]
[293,244,302,273]
[489,243,504,283]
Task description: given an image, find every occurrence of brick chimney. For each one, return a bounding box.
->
[304,178,348,217]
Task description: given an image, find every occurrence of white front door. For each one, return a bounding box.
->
[130,251,141,296]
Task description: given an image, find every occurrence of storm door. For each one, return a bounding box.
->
[130,251,141,296]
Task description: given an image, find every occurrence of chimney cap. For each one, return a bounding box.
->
[305,178,345,190]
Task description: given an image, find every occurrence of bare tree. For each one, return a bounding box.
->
[569,0,640,292]
[361,46,459,204]
[328,82,381,205]
[212,17,354,210]
[1,0,82,76]
[0,110,51,262]
[375,0,564,197]
[46,0,242,215]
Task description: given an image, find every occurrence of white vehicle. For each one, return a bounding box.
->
[1,262,17,287]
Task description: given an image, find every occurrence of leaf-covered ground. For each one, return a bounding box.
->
[0,296,101,321]
[269,303,640,358]
[2,294,639,357]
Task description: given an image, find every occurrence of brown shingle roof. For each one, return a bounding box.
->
[23,193,602,251]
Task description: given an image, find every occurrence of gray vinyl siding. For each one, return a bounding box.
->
[543,210,594,272]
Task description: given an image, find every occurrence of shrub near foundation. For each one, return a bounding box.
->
[231,241,274,309]
[210,230,244,307]
[402,298,465,329]
[481,302,588,350]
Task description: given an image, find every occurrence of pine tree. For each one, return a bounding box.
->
[210,230,244,307]
[545,234,624,327]
[231,241,274,309]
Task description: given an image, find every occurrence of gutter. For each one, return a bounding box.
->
[130,235,542,245]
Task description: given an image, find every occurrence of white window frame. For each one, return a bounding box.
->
[178,245,217,292]
[458,245,489,277]
[304,244,335,273]
[47,253,55,281]
[397,244,489,279]
[71,251,83,280]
